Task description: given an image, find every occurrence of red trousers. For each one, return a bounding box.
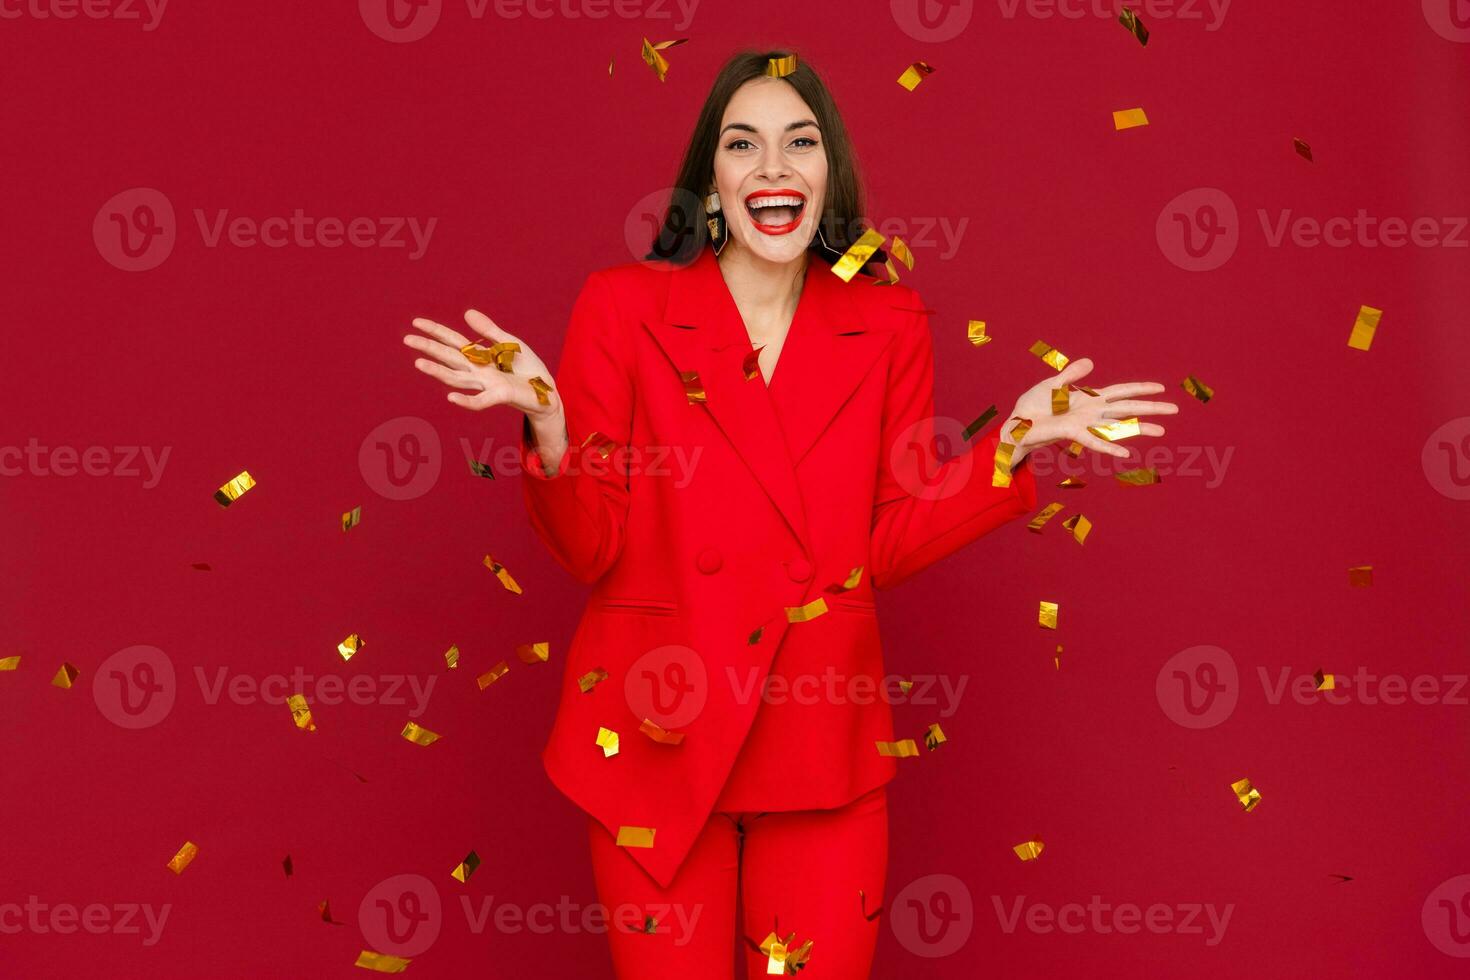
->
[587,788,888,979]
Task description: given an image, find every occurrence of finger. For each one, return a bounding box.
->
[1077,430,1130,458]
[414,358,484,391]
[1137,422,1166,438]
[464,309,523,345]
[411,316,473,350]
[1098,381,1166,401]
[1101,399,1179,418]
[1053,356,1094,387]
[404,333,472,370]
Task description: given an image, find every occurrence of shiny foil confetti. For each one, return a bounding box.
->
[1071,383,1100,397]
[785,597,829,623]
[963,404,998,441]
[596,726,620,758]
[640,718,686,746]
[0,656,20,671]
[467,457,495,479]
[1230,777,1261,812]
[1293,137,1313,162]
[743,347,764,382]
[1062,513,1092,545]
[898,680,914,695]
[1113,107,1149,130]
[992,439,1018,488]
[1348,565,1373,587]
[680,370,706,403]
[748,627,765,645]
[213,470,256,508]
[287,693,316,732]
[354,951,411,974]
[924,723,947,750]
[1116,467,1161,486]
[477,661,510,689]
[641,915,658,934]
[897,60,936,91]
[765,53,798,77]
[1013,839,1045,861]
[341,506,362,532]
[1181,375,1214,403]
[616,826,656,848]
[282,855,293,877]
[765,935,789,975]
[967,320,992,347]
[1028,502,1065,533]
[639,37,687,82]
[830,228,886,282]
[451,850,481,882]
[1055,644,1063,670]
[167,841,199,875]
[581,431,617,459]
[460,343,495,365]
[489,341,521,371]
[401,721,441,746]
[191,562,212,571]
[1051,387,1070,415]
[484,555,523,594]
[444,646,459,670]
[826,566,864,593]
[1088,417,1141,441]
[1119,7,1149,44]
[1314,669,1335,690]
[1058,477,1086,489]
[1066,441,1084,457]
[51,663,79,689]
[1029,340,1069,371]
[1348,306,1381,351]
[338,634,364,662]
[320,901,342,924]
[527,376,553,405]
[889,236,915,270]
[876,739,920,758]
[516,642,550,665]
[1039,600,1059,630]
[577,667,609,693]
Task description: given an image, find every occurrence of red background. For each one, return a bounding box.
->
[3,1,1469,977]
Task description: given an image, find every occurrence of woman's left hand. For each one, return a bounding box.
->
[1002,357,1178,465]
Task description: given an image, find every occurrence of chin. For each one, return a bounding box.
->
[733,220,815,265]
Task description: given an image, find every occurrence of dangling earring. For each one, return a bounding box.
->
[813,222,841,258]
[705,189,728,255]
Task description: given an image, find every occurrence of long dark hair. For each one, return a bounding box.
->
[646,50,872,267]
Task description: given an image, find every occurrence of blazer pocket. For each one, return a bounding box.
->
[594,597,678,617]
[828,595,877,616]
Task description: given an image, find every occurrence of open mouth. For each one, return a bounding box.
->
[744,189,807,236]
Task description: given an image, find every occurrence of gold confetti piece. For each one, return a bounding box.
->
[742,348,764,382]
[1088,417,1141,441]
[1348,305,1381,351]
[826,566,864,593]
[283,855,293,877]
[527,375,553,405]
[580,431,616,459]
[467,457,495,479]
[640,914,657,933]
[1010,418,1033,444]
[338,634,364,662]
[785,597,829,623]
[639,37,687,82]
[1314,669,1335,690]
[616,826,656,848]
[764,53,798,77]
[355,951,411,973]
[401,721,441,746]
[1051,387,1070,415]
[52,662,79,689]
[830,228,886,283]
[1348,565,1373,587]
[1293,137,1313,162]
[876,739,920,758]
[1113,107,1149,130]
[898,680,914,694]
[167,841,199,875]
[451,850,481,883]
[596,726,620,758]
[489,341,521,371]
[640,718,686,746]
[992,440,1017,488]
[896,60,936,91]
[1119,7,1149,44]
[748,627,765,645]
[889,236,915,270]
[516,641,550,665]
[608,56,614,76]
[477,661,510,689]
[1065,441,1084,457]
[1038,600,1059,630]
[924,723,947,751]
[1230,777,1261,812]
[1029,340,1069,371]
[1062,513,1092,545]
[0,656,20,671]
[1055,644,1063,670]
[1070,383,1100,396]
[766,935,788,975]
[483,554,522,594]
[318,900,343,924]
[860,889,883,921]
[680,370,706,403]
[341,506,362,532]
[213,470,256,508]
[444,646,459,670]
[1013,839,1045,861]
[1116,467,1160,486]
[460,342,495,365]
[1181,375,1214,403]
[577,667,609,693]
[191,562,212,571]
[1028,502,1065,533]
[288,693,317,732]
[1058,477,1086,489]
[966,320,992,347]
[963,404,998,441]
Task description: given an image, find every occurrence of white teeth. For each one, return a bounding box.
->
[746,195,804,209]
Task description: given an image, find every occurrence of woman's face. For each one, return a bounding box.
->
[712,77,828,265]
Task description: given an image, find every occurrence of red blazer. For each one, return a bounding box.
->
[520,243,1037,886]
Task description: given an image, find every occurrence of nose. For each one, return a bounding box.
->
[755,144,792,182]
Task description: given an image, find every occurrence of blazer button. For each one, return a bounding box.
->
[786,558,814,582]
[696,547,723,574]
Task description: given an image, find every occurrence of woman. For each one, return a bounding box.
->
[404,50,1175,979]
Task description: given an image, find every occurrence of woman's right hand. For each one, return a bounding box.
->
[403,309,561,420]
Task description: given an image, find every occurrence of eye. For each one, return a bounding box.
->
[790,136,819,148]
[725,138,756,151]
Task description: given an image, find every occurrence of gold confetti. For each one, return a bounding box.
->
[213,470,256,508]
[1065,441,1084,457]
[51,662,79,689]
[764,53,798,77]
[830,228,885,283]
[785,597,829,623]
[898,680,914,695]
[608,56,614,76]
[355,951,411,973]
[1013,839,1045,861]
[1119,7,1149,44]
[401,721,441,746]
[484,554,523,594]
[287,693,316,732]
[641,914,658,933]
[477,661,510,689]
[451,850,481,883]
[963,404,998,441]
[0,656,19,671]
[1348,306,1381,351]
[1314,669,1335,690]
[924,723,947,751]
[1113,107,1149,130]
[577,667,609,693]
[742,348,764,382]
[596,726,620,758]
[167,841,199,875]
[680,370,706,403]
[765,935,789,975]
[1051,387,1070,414]
[1055,644,1063,670]
[528,375,553,405]
[1181,375,1214,403]
[1230,777,1261,812]
[1029,340,1069,371]
[1062,513,1092,545]
[640,37,687,82]
[516,641,550,665]
[748,627,765,645]
[319,899,340,923]
[826,566,864,593]
[1348,565,1373,587]
[338,634,364,662]
[876,739,920,758]
[467,457,495,479]
[616,826,656,848]
[889,236,915,270]
[444,645,459,670]
[896,60,936,91]
[580,431,616,459]
[1088,417,1141,441]
[640,718,686,746]
[992,440,1018,488]
[1071,383,1100,397]
[341,506,362,532]
[282,855,293,877]
[1058,477,1086,489]
[1028,503,1065,533]
[967,320,991,347]
[1293,137,1313,162]
[461,342,495,364]
[489,341,521,371]
[1116,467,1161,486]
[1038,600,1059,630]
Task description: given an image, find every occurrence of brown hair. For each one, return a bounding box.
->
[647,50,870,266]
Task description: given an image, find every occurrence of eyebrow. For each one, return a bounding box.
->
[719,119,821,137]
